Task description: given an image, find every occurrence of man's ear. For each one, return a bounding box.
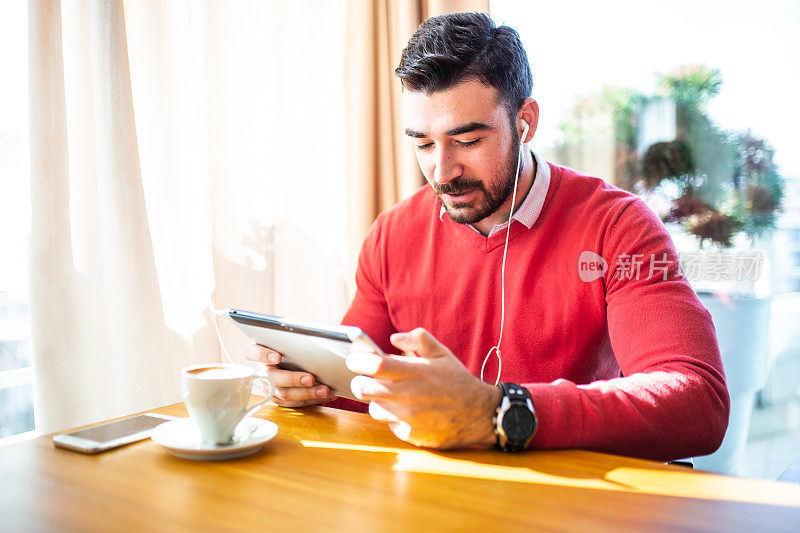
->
[518,98,539,143]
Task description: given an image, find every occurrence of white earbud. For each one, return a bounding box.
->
[521,120,529,142]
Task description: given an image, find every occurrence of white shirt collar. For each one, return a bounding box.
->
[438,151,551,237]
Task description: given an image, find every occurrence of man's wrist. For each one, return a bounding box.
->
[476,384,502,447]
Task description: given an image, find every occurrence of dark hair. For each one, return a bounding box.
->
[395,12,532,117]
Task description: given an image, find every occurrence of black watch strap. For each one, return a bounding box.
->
[498,382,526,400]
[495,382,537,452]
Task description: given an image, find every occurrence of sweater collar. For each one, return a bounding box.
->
[438,151,551,237]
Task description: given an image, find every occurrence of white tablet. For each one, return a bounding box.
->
[224,308,383,402]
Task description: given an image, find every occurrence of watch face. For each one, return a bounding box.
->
[502,404,536,441]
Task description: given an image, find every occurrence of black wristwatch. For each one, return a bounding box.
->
[494,382,537,452]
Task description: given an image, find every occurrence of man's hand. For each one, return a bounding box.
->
[346,328,502,449]
[244,344,335,407]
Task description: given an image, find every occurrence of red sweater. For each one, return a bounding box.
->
[331,162,729,461]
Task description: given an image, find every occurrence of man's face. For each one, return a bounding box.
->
[403,79,519,225]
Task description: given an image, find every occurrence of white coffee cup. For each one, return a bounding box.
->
[181,363,275,445]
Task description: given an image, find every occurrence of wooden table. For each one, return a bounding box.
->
[2,401,800,532]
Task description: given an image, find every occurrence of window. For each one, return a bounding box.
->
[0,2,33,441]
[491,0,800,479]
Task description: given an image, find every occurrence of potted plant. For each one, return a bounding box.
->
[636,65,785,475]
[551,66,786,474]
[643,65,783,250]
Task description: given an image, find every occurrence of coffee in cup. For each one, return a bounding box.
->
[181,363,275,445]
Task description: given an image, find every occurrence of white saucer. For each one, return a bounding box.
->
[150,417,278,461]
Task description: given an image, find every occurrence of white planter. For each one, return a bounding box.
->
[693,292,772,476]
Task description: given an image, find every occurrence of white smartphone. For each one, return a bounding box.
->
[52,413,176,454]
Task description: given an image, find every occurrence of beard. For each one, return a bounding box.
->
[434,130,522,225]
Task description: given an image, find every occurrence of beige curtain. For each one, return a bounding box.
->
[29,0,351,433]
[28,0,487,433]
[344,0,490,268]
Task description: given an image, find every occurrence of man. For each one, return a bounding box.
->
[246,12,729,461]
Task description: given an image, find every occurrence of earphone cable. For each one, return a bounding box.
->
[480,134,525,386]
[212,307,236,364]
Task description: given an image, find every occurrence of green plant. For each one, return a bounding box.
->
[643,65,784,246]
[552,86,647,191]
[553,65,785,247]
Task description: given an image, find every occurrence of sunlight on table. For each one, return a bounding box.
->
[301,440,800,507]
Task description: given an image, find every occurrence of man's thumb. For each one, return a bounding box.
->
[390,328,448,358]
